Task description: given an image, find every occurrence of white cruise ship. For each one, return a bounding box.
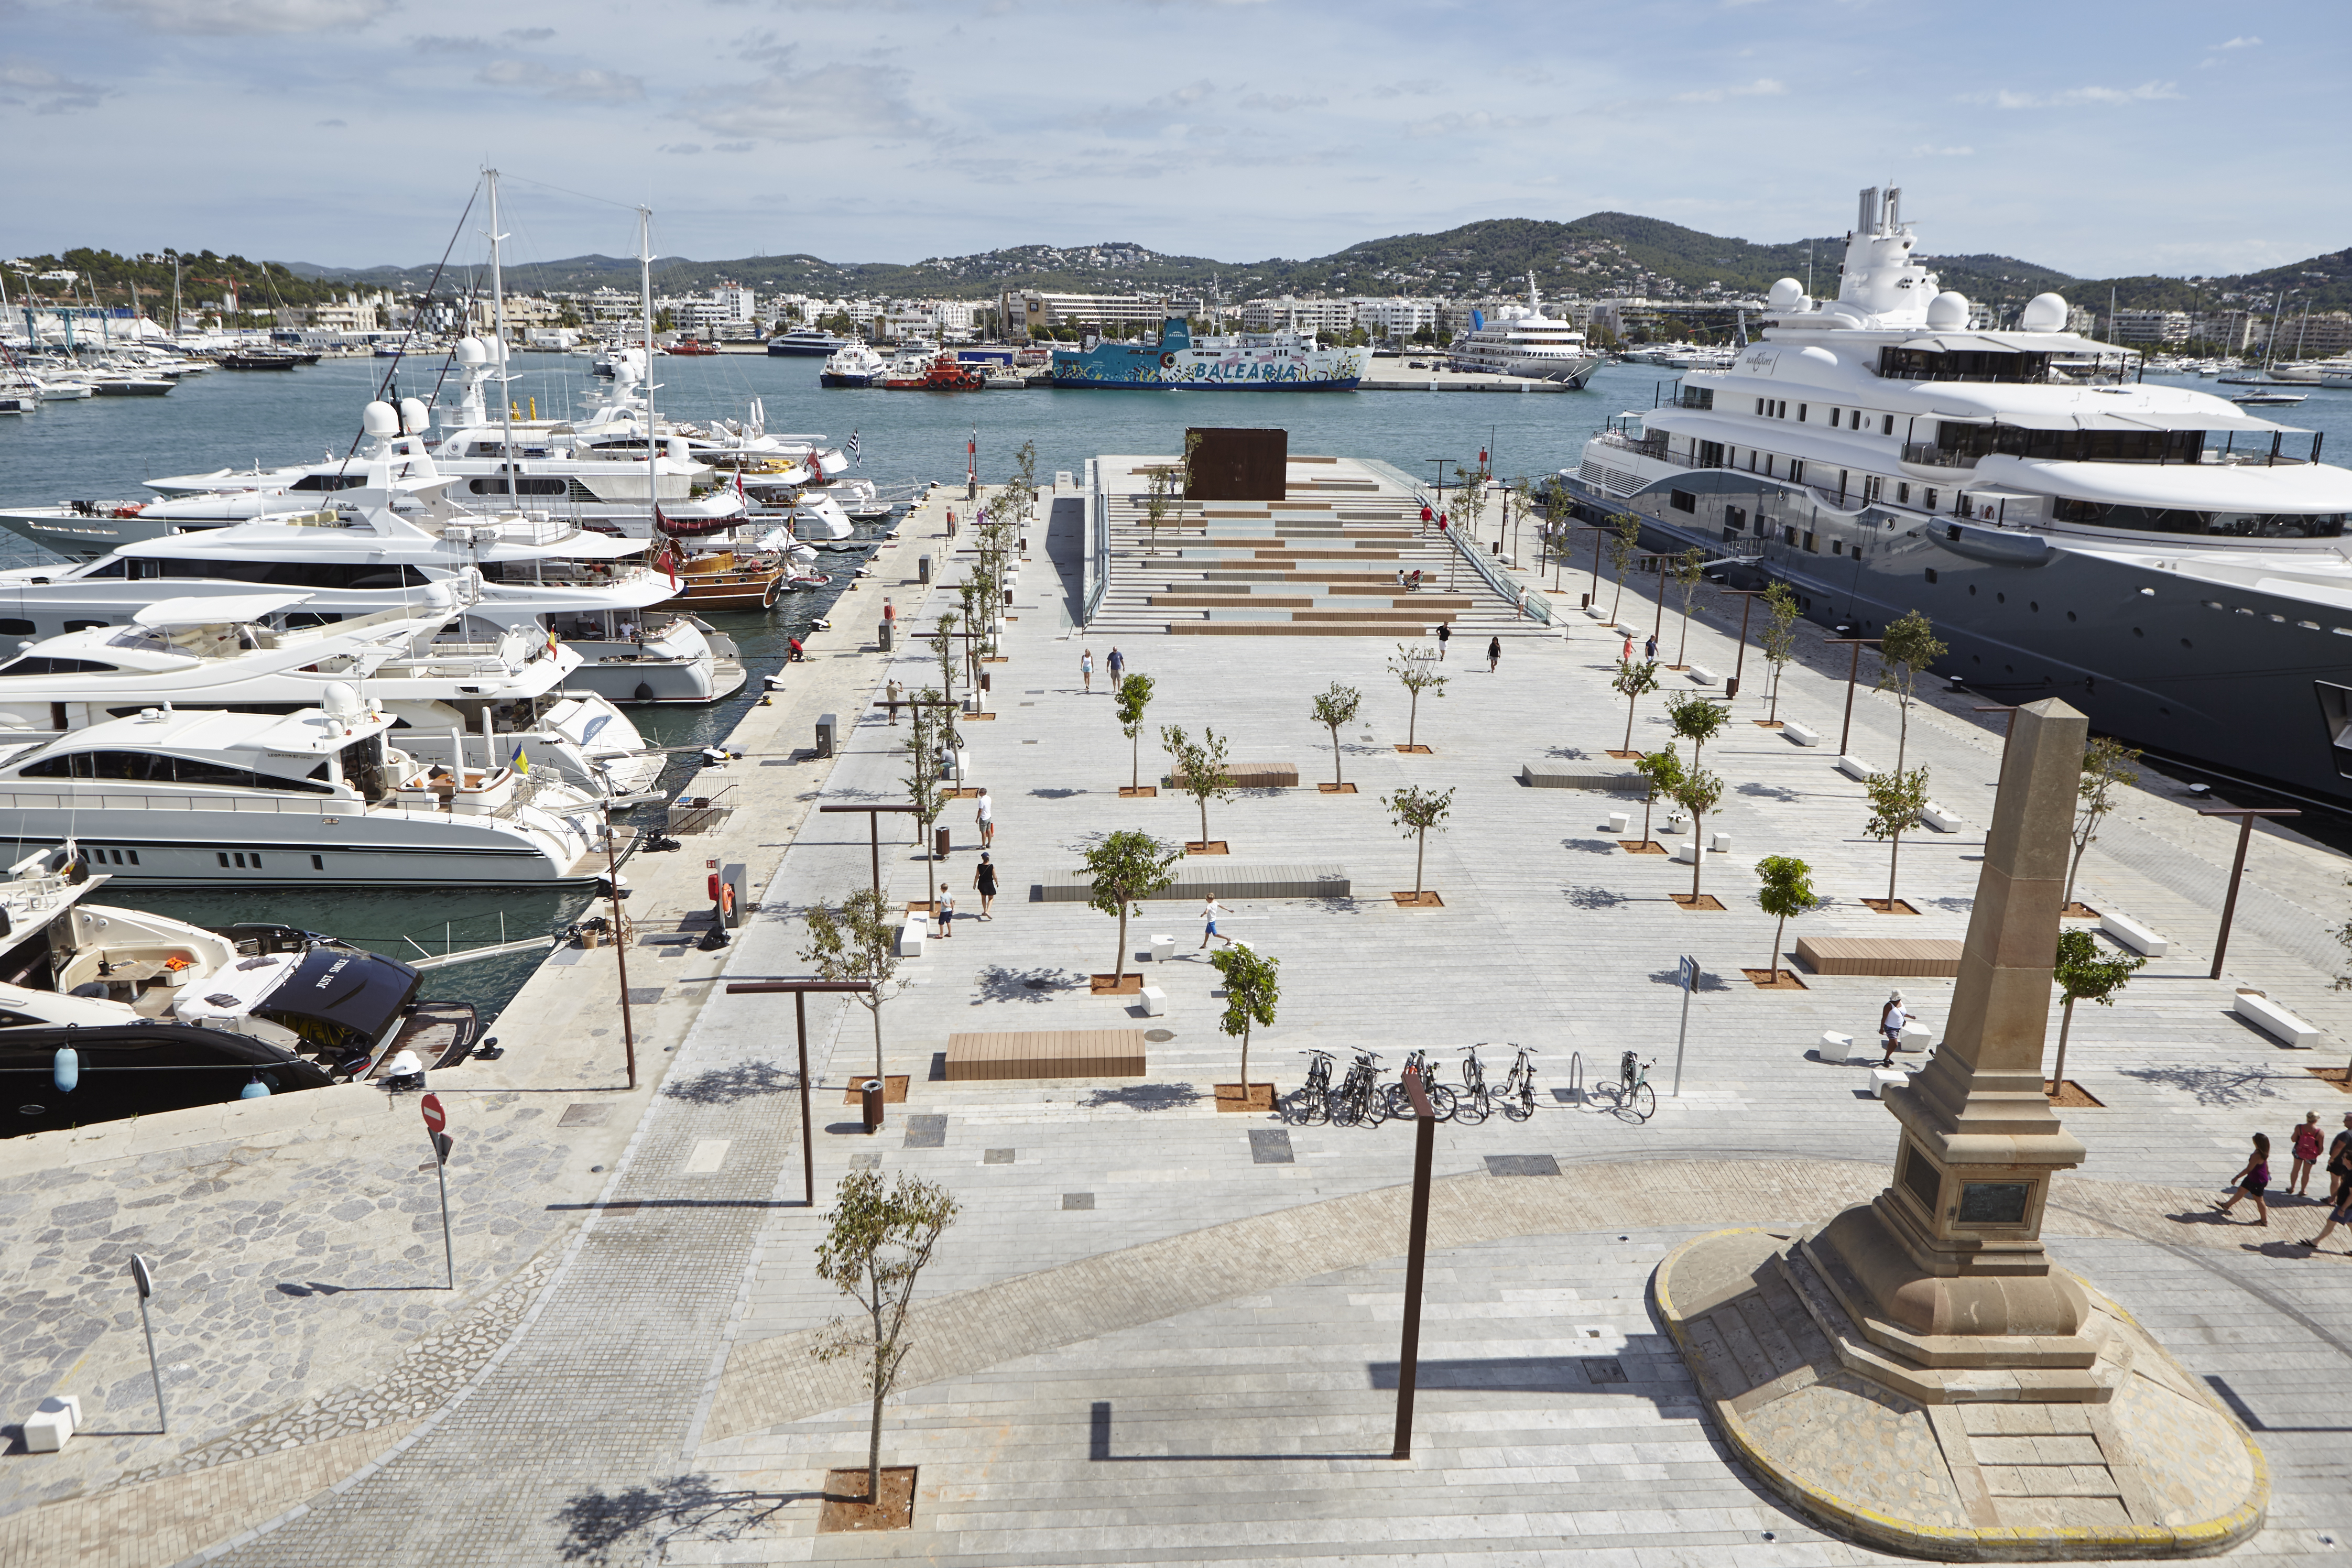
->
[1447,275,1605,386]
[1562,183,2352,808]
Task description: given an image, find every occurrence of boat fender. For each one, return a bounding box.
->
[634,681,655,702]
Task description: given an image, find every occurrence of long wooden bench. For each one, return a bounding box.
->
[1794,936,1964,977]
[1519,763,1643,792]
[945,1028,1147,1082]
[1167,761,1299,789]
[1035,862,1349,902]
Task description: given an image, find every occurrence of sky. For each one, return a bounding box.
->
[3,0,2344,281]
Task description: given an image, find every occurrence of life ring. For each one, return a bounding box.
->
[1159,353,1175,368]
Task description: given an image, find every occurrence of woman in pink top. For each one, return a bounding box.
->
[2291,1112,2324,1195]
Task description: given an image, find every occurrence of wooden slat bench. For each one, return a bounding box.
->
[1518,764,1643,792]
[1794,937,1964,977]
[1035,862,1349,902]
[945,1028,1147,1082]
[1168,761,1300,789]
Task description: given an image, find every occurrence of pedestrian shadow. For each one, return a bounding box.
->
[975,964,1085,1004]
[1030,787,1083,798]
[1737,782,1802,801]
[2164,1206,2264,1229]
[663,1061,796,1105]
[554,1474,819,1563]
[1544,746,1594,760]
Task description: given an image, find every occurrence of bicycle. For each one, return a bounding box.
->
[1604,1050,1657,1121]
[1330,1049,1388,1128]
[1495,1045,1539,1122]
[1286,1049,1335,1125]
[1385,1048,1458,1121]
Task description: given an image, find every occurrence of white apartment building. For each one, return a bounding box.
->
[1240,296,1354,333]
[1349,297,1442,337]
[1002,289,1167,333]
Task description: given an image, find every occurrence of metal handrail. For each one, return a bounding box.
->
[1081,459,1107,627]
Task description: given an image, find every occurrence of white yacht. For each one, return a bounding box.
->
[1564,182,2352,807]
[820,342,888,388]
[0,696,611,887]
[1447,275,1605,385]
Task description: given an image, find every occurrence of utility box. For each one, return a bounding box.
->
[918,554,933,584]
[1185,427,1288,501]
[815,713,837,758]
[877,619,894,651]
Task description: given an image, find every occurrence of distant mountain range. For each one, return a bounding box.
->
[25,212,2349,323]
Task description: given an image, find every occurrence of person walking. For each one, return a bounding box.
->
[1080,648,1095,693]
[1644,633,1659,661]
[973,852,997,920]
[2302,1184,2352,1253]
[1419,502,1432,533]
[2214,1132,2272,1226]
[1877,991,1909,1067]
[1621,633,1633,662]
[2291,1111,2324,1196]
[2328,1112,2352,1206]
[1487,635,1502,672]
[937,888,956,938]
[1107,647,1125,682]
[974,787,995,848]
[1435,622,1451,660]
[1199,894,1232,950]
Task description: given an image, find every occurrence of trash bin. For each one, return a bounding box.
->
[918,553,933,584]
[979,670,991,693]
[1724,676,1741,699]
[860,1079,885,1133]
[814,714,837,758]
[877,619,894,651]
[933,825,951,859]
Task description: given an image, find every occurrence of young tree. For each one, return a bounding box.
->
[814,1170,959,1508]
[2066,736,2142,909]
[1876,608,1948,774]
[901,692,945,910]
[1114,671,1155,791]
[1606,510,1643,622]
[1864,766,1932,908]
[1671,767,1724,899]
[1451,463,1489,552]
[1210,942,1280,1099]
[1384,783,1455,901]
[1753,855,1824,984]
[1310,681,1362,789]
[1759,582,1800,723]
[1389,645,1449,749]
[1084,829,1181,985]
[1665,690,1728,772]
[930,607,960,710]
[1139,458,1177,558]
[1613,657,1661,753]
[801,886,906,1087]
[1634,748,1683,844]
[1161,723,1233,846]
[1670,548,1707,668]
[2049,928,2142,1095]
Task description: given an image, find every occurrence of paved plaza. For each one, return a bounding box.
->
[4,456,2351,1565]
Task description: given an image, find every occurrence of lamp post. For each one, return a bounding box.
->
[1822,636,1881,757]
[820,803,921,901]
[1718,588,1769,699]
[2197,807,2300,978]
[602,802,637,1091]
[129,1254,166,1433]
[725,978,876,1204]
[1390,1064,1436,1461]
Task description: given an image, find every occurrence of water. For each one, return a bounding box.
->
[5,356,2345,1014]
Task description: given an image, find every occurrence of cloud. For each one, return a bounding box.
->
[94,0,396,34]
[502,27,554,41]
[316,116,346,127]
[476,60,645,102]
[660,142,703,155]
[713,140,753,153]
[2208,35,2260,50]
[1146,79,1214,111]
[0,57,110,113]
[1672,77,1785,103]
[683,48,932,143]
[1405,110,1551,137]
[1239,91,1324,112]
[1911,144,1973,156]
[2201,35,2259,67]
[410,33,484,52]
[1963,81,2182,107]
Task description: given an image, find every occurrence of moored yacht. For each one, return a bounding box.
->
[1447,274,1606,385]
[1563,183,2352,807]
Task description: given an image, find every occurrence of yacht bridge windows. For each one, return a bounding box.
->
[1934,423,2208,466]
[1877,346,2053,383]
[2046,499,2346,538]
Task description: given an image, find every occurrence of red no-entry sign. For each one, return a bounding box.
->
[420,1093,447,1135]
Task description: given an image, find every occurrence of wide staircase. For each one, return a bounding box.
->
[1086,461,1539,639]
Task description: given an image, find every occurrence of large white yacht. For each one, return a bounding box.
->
[1447,274,1606,386]
[0,697,611,887]
[1563,183,2352,806]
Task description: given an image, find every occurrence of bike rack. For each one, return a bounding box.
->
[1566,1050,1583,1105]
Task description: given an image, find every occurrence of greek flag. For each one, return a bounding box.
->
[846,429,861,465]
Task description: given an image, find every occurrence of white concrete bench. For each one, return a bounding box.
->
[1606,810,1631,835]
[1687,665,1719,685]
[24,1395,79,1452]
[1140,985,1168,1017]
[1709,831,1732,854]
[1820,1031,1866,1064]
[1783,721,1820,747]
[1871,1067,1911,1098]
[1835,755,1876,781]
[1148,933,1176,963]
[1921,801,1964,832]
[1585,605,1609,620]
[1898,1022,1932,1052]
[2237,991,2322,1048]
[1673,840,1699,864]
[2098,910,2169,957]
[895,921,927,958]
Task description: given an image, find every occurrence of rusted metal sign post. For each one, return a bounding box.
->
[1823,636,1882,756]
[819,803,920,900]
[724,978,875,1204]
[2196,807,2300,978]
[1391,1064,1436,1461]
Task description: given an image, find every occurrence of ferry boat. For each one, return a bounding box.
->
[1050,318,1368,390]
[1562,183,2352,808]
[1446,275,1605,386]
[820,342,888,388]
[768,327,851,357]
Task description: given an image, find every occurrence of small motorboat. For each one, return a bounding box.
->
[652,547,787,611]
[2231,389,2307,406]
[663,339,723,357]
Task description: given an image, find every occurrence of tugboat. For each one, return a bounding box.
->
[883,349,986,391]
[663,338,723,357]
[1050,317,1367,390]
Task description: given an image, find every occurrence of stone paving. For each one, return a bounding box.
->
[6,456,2352,1564]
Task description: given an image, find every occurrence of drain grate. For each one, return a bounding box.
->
[1249,1129,1294,1164]
[1581,1357,1627,1384]
[1061,1192,1094,1210]
[1485,1153,1561,1178]
[902,1114,946,1148]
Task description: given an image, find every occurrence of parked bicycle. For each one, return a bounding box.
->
[1286,1049,1336,1125]
[1385,1048,1458,1120]
[1493,1044,1539,1122]
[1598,1050,1656,1121]
[1330,1049,1389,1128]
[1454,1043,1537,1124]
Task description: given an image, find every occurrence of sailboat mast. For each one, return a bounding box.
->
[486,168,517,504]
[638,206,657,523]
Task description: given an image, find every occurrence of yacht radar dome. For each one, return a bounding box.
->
[1925,291,1970,330]
[1768,278,1807,310]
[399,397,430,434]
[454,336,488,367]
[322,681,364,722]
[2019,292,2070,332]
[362,400,399,438]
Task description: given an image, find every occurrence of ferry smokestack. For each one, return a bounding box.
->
[1858,187,1880,234]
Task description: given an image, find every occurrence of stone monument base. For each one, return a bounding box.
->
[1653,1228,2266,1560]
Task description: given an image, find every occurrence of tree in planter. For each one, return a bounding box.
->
[1161,723,1234,847]
[901,691,946,911]
[1084,829,1182,986]
[1670,766,1725,900]
[1759,582,1800,723]
[1664,690,1728,774]
[1606,510,1643,622]
[801,886,906,1088]
[2048,927,2142,1095]
[1114,671,1155,791]
[1876,608,1948,775]
[1210,942,1280,1105]
[1634,748,1682,844]
[1613,657,1660,753]
[2065,736,2141,910]
[1863,765,1931,908]
[1139,456,1177,558]
[814,1170,959,1510]
[1310,681,1362,789]
[1388,645,1449,749]
[1669,548,1707,668]
[1384,783,1455,902]
[1451,463,1489,565]
[1753,855,1824,984]
[930,608,960,710]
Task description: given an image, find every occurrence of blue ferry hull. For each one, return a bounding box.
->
[1049,318,1366,391]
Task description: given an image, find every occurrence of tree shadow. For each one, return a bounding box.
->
[1305,895,1373,914]
[2117,1064,2293,1107]
[1544,746,1593,760]
[821,786,890,802]
[554,1474,816,1564]
[1081,1083,1204,1112]
[1561,837,1617,855]
[975,963,1085,1004]
[1737,782,1802,801]
[664,1060,795,1104]
[1926,896,1975,912]
[1648,966,1734,992]
[1030,787,1083,799]
[1564,886,1627,910]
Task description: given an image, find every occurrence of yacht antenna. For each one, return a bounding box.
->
[486,167,517,507]
[638,206,657,530]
